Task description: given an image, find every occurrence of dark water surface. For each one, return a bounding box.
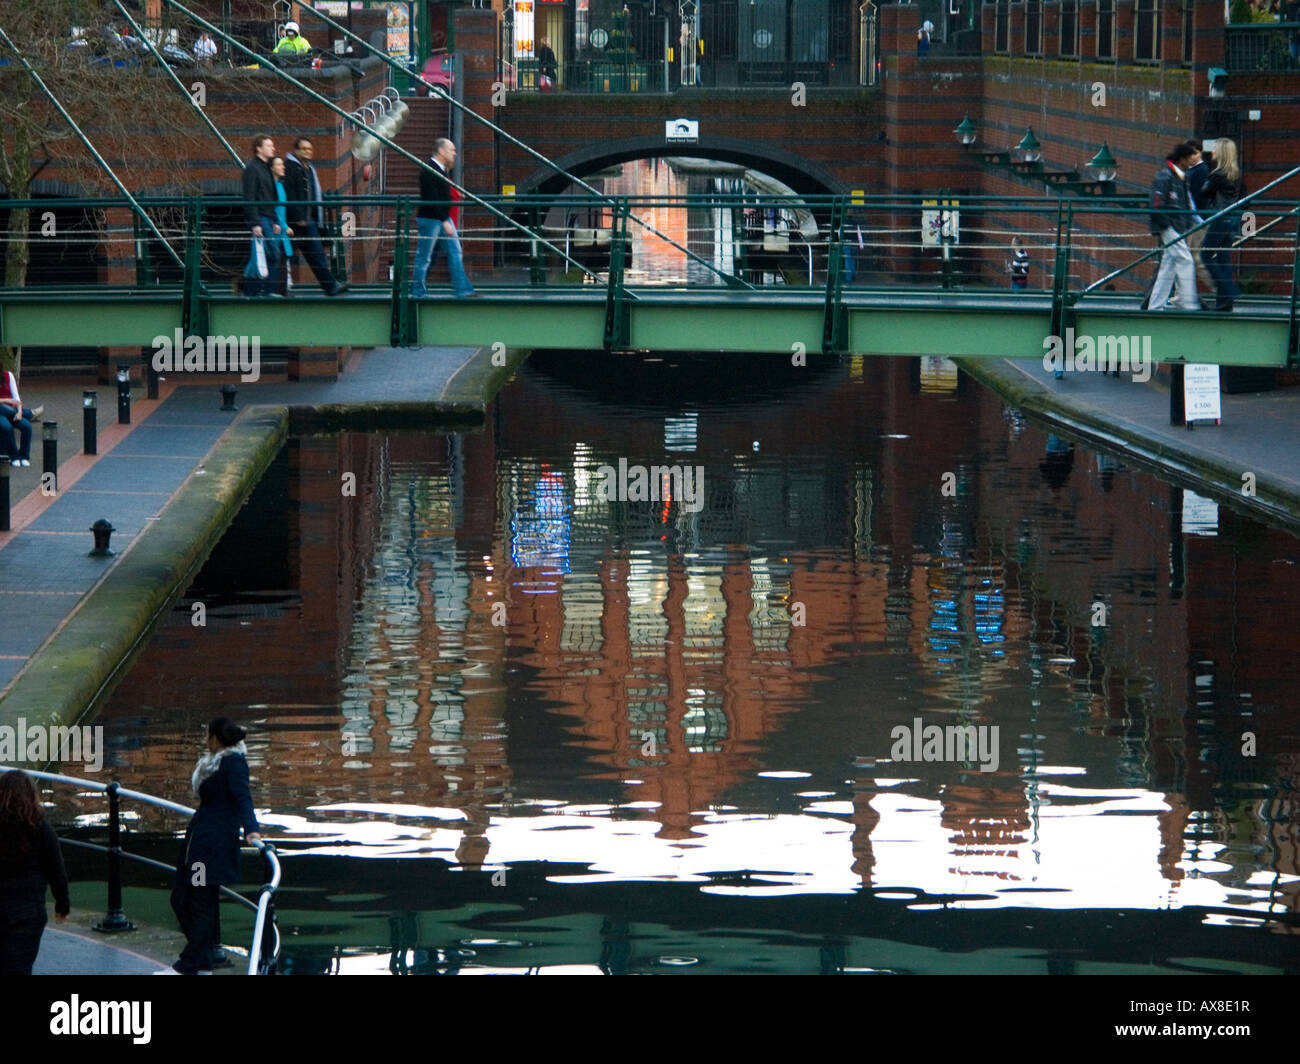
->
[73,354,1300,974]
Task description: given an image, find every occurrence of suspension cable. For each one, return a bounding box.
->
[295,2,753,290]
[0,21,185,270]
[160,0,605,283]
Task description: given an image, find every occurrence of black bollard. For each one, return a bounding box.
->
[94,783,135,933]
[42,421,57,494]
[89,518,115,557]
[83,390,98,455]
[0,462,8,533]
[116,366,131,425]
[220,383,238,411]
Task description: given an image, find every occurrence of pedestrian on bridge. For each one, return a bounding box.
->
[1183,141,1217,297]
[0,770,70,974]
[270,157,296,297]
[285,137,348,296]
[411,137,476,300]
[241,134,282,299]
[1006,236,1029,291]
[1200,138,1245,312]
[1146,142,1201,313]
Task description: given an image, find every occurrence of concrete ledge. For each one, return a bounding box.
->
[440,345,532,406]
[0,407,289,733]
[288,400,484,434]
[957,357,1300,535]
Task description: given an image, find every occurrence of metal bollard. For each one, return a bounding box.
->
[89,518,116,557]
[0,462,8,533]
[94,782,135,933]
[42,421,57,494]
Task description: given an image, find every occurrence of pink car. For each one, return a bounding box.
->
[420,51,454,94]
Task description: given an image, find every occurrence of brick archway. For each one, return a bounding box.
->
[513,136,846,198]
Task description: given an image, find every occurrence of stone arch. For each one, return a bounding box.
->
[512,136,846,198]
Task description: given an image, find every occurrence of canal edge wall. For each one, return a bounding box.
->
[0,346,532,736]
[958,357,1300,534]
[0,405,289,736]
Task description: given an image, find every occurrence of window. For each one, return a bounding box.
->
[1025,0,1042,54]
[995,0,1009,53]
[1060,0,1078,57]
[1096,0,1115,60]
[1181,0,1194,63]
[1135,0,1159,61]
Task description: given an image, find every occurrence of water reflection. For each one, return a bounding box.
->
[85,352,1300,974]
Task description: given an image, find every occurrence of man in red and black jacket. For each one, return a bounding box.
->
[1146,142,1200,312]
[410,138,475,299]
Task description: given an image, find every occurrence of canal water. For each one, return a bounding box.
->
[70,353,1299,974]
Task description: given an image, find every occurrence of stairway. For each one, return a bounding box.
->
[384,96,453,196]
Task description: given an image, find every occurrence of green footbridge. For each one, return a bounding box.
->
[2,191,1297,366]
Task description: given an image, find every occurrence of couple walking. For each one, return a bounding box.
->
[1147,138,1244,313]
[241,134,347,298]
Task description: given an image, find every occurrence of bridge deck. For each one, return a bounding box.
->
[1,284,1294,364]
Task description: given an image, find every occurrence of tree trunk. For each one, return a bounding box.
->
[1,129,32,376]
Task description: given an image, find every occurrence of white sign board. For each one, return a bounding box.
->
[1184,364,1222,423]
[666,118,699,143]
[921,201,960,246]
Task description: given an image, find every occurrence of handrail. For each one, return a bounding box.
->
[1080,163,1300,297]
[0,766,281,975]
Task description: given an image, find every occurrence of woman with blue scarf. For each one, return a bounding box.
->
[271,157,296,296]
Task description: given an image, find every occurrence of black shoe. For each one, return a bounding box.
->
[209,948,232,968]
[1215,300,1234,311]
[329,282,349,296]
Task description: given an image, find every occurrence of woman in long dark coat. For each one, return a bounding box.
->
[161,718,261,974]
[1201,138,1245,312]
[0,769,70,974]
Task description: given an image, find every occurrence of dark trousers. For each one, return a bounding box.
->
[1202,228,1240,305]
[295,220,340,293]
[171,876,221,973]
[0,903,46,974]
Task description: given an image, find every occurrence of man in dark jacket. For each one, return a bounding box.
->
[1147,142,1200,312]
[284,138,347,296]
[241,134,281,298]
[410,137,475,298]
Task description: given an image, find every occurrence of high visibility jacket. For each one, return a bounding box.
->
[274,33,310,55]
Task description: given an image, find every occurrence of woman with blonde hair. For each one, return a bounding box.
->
[1202,138,1244,312]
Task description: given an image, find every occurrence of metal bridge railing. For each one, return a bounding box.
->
[1225,22,1300,73]
[0,766,281,976]
[1,190,1297,357]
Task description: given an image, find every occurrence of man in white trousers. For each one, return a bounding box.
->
[1146,142,1200,312]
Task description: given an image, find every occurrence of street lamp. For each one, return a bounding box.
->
[1086,142,1117,183]
[83,389,98,455]
[954,115,977,146]
[42,421,58,494]
[1014,128,1042,163]
[116,365,131,425]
